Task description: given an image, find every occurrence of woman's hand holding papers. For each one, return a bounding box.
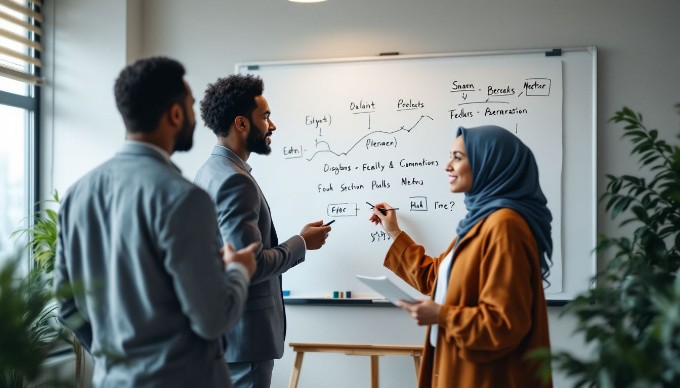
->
[397,298,442,326]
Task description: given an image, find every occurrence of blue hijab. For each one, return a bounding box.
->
[455,125,553,280]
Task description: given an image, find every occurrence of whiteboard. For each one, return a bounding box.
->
[235,47,596,304]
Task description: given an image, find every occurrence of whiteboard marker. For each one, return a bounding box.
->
[366,202,399,215]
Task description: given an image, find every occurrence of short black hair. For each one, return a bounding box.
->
[114,57,187,133]
[201,74,264,137]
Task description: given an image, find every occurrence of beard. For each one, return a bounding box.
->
[246,117,272,155]
[173,104,195,152]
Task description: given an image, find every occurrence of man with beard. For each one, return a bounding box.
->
[195,74,331,388]
[55,57,258,387]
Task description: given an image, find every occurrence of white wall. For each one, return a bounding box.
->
[43,1,680,387]
[42,0,127,194]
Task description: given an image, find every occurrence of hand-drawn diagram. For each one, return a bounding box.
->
[241,56,566,294]
[279,75,556,223]
[447,78,552,123]
[299,115,433,162]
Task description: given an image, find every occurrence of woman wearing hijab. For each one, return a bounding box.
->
[369,125,553,388]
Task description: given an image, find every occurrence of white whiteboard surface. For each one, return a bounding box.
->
[235,47,596,303]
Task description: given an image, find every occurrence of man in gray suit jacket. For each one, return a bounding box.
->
[195,74,331,388]
[55,57,257,387]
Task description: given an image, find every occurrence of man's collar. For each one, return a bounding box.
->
[125,140,170,160]
[120,140,181,173]
[213,144,252,173]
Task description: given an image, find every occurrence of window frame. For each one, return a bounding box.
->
[0,85,40,269]
[0,0,42,269]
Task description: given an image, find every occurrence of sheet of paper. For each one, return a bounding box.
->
[356,275,418,304]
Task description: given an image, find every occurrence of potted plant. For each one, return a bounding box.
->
[1,192,85,387]
[537,104,680,386]
[0,253,64,387]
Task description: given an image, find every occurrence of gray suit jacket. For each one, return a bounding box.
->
[55,142,249,387]
[194,145,306,362]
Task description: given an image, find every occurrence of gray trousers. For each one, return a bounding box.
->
[228,360,275,388]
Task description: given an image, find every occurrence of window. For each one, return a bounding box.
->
[0,0,42,269]
[0,0,42,85]
[0,103,30,263]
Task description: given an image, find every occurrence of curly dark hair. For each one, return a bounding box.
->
[114,57,187,133]
[200,74,264,136]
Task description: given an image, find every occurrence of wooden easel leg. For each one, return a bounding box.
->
[413,356,421,379]
[370,355,379,388]
[288,351,305,388]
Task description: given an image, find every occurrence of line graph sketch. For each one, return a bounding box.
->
[304,115,434,161]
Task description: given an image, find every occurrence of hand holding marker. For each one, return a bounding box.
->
[366,202,399,216]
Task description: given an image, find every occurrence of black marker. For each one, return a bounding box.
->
[366,202,399,216]
[323,220,336,226]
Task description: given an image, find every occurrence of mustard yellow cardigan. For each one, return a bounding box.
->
[385,208,552,388]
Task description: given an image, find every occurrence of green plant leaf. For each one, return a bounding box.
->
[555,104,680,387]
[612,197,633,219]
[631,206,649,222]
